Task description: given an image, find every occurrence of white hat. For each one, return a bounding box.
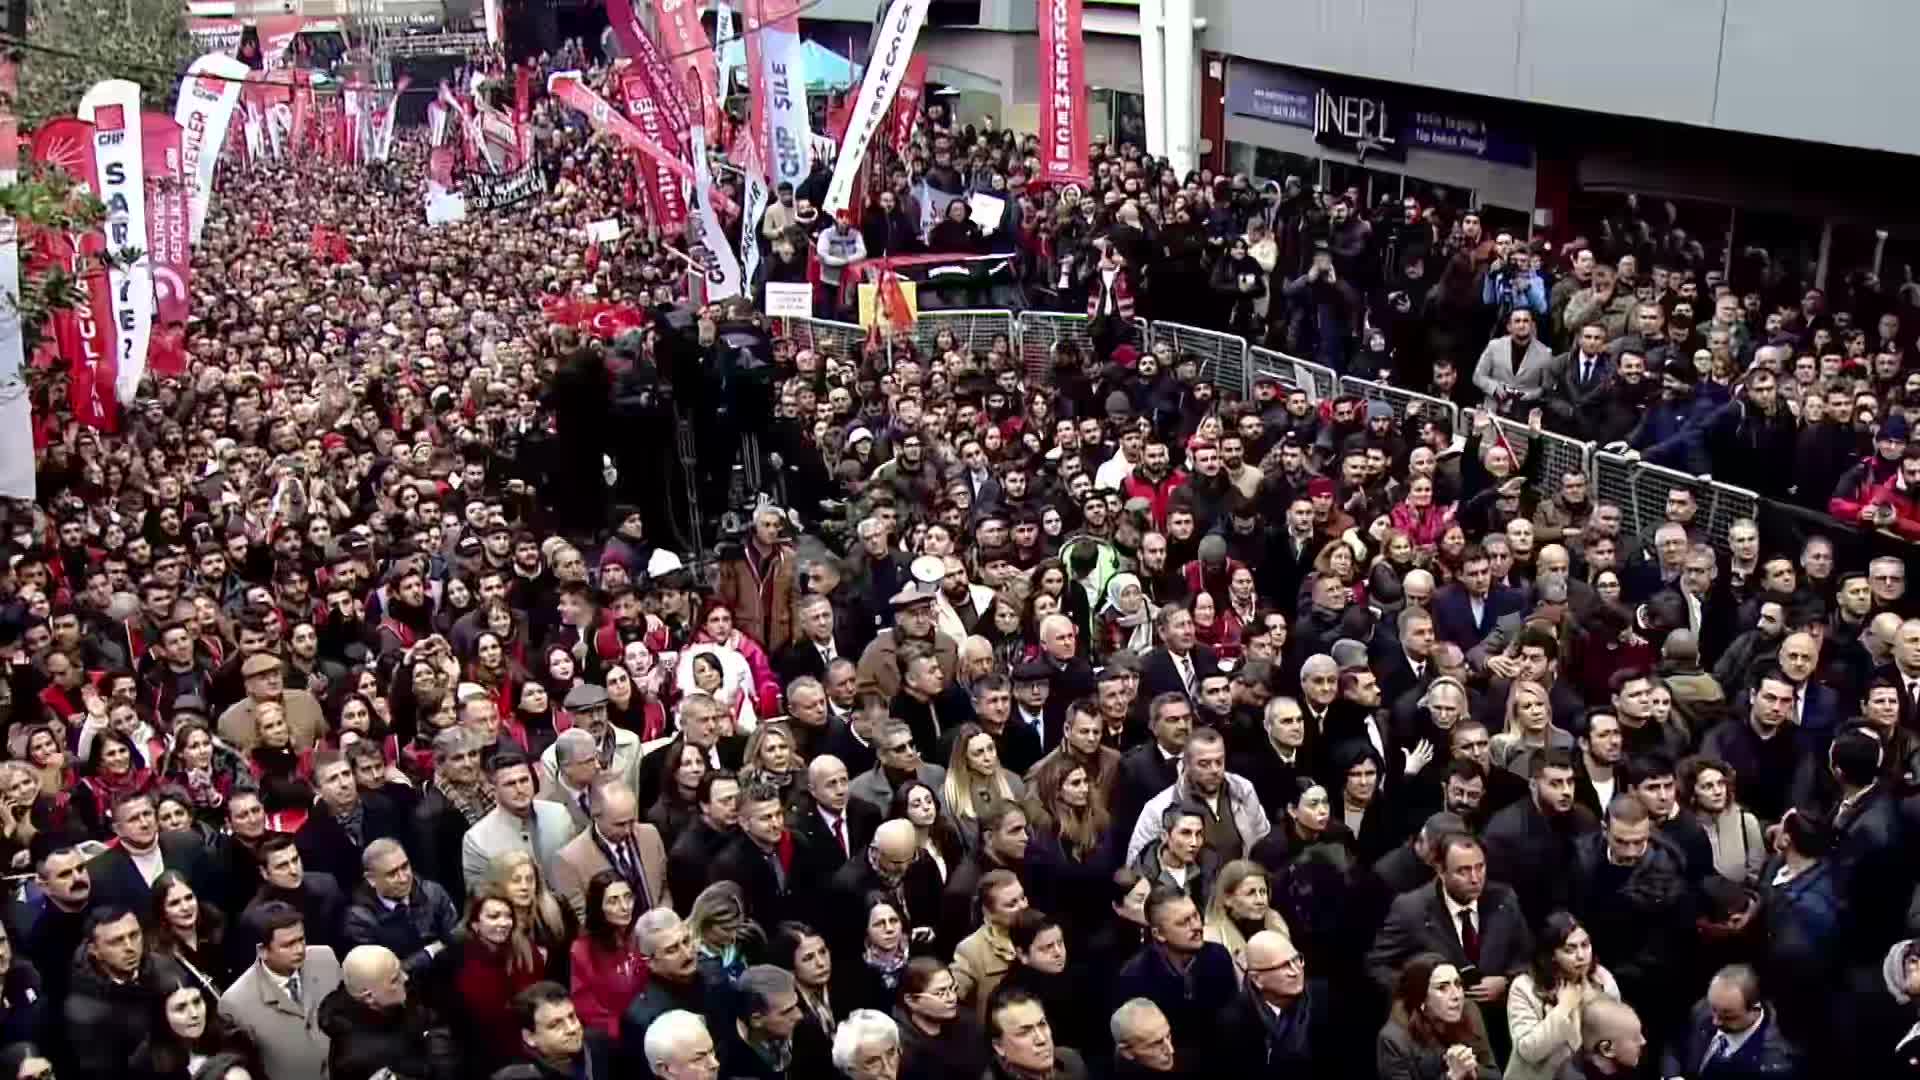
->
[646,549,685,579]
[846,426,874,445]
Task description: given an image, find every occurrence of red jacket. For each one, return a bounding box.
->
[569,937,649,1036]
[1861,474,1920,540]
[1121,469,1189,529]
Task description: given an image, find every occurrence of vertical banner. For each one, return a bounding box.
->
[823,0,933,215]
[714,1,737,104]
[141,114,191,328]
[288,69,313,155]
[172,52,248,244]
[375,76,411,161]
[610,15,693,137]
[427,101,449,147]
[1037,0,1090,185]
[739,140,768,289]
[646,0,721,135]
[76,79,152,406]
[618,69,689,234]
[29,120,119,431]
[744,0,812,190]
[688,125,743,301]
[889,53,928,159]
[514,65,533,166]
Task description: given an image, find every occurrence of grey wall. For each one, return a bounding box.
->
[1198,0,1920,156]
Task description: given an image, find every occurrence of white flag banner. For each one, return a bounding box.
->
[688,125,743,301]
[750,0,812,190]
[427,102,449,147]
[242,101,264,160]
[740,146,769,291]
[823,0,932,215]
[77,79,153,405]
[173,53,248,244]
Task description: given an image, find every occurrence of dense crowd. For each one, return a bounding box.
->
[1,40,1920,1080]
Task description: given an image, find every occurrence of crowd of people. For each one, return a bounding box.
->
[1,36,1920,1080]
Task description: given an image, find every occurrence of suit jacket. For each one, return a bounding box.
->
[295,793,404,889]
[1040,657,1098,751]
[538,775,595,835]
[1432,585,1525,649]
[636,735,745,812]
[548,823,672,919]
[709,833,797,928]
[1366,880,1535,991]
[1659,999,1803,1080]
[1139,645,1220,702]
[459,800,579,894]
[1259,531,1321,618]
[85,829,208,912]
[1111,743,1182,841]
[788,800,882,899]
[218,948,343,1080]
[773,629,861,685]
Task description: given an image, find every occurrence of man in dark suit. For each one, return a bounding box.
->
[86,789,208,912]
[955,674,1043,778]
[1139,603,1219,701]
[787,755,880,904]
[1374,608,1438,706]
[1660,964,1804,1080]
[774,593,862,685]
[1432,545,1524,651]
[636,693,744,811]
[1257,495,1321,615]
[666,770,739,915]
[296,750,404,890]
[707,782,797,928]
[1366,834,1534,1001]
[1032,622,1095,751]
[1110,692,1194,840]
[1543,322,1618,440]
[889,641,975,754]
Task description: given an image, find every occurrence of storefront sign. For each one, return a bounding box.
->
[1228,61,1530,168]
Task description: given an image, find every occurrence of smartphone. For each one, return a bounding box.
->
[1459,965,1483,988]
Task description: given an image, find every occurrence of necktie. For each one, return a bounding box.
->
[286,971,303,1005]
[833,815,848,856]
[1704,1032,1731,1070]
[1457,909,1480,965]
[1178,654,1194,693]
[1581,358,1593,384]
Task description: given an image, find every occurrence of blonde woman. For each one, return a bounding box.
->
[1490,680,1573,776]
[740,721,800,801]
[486,849,578,982]
[687,880,764,984]
[1202,859,1291,975]
[939,723,1027,851]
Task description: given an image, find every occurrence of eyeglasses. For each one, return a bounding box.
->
[1247,955,1305,974]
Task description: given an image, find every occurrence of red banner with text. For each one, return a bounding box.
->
[1036,0,1090,185]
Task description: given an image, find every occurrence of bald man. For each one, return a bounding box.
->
[1568,997,1646,1077]
[823,818,936,959]
[1214,931,1330,1073]
[326,946,454,1080]
[792,754,881,895]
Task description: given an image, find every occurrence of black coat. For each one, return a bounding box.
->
[617,974,714,1074]
[1211,978,1338,1079]
[85,830,210,912]
[1482,797,1599,928]
[341,877,462,975]
[1659,998,1804,1080]
[489,1034,612,1080]
[63,953,169,1075]
[1365,880,1535,991]
[1041,657,1099,751]
[890,687,977,760]
[709,833,799,929]
[296,792,405,890]
[1110,743,1182,840]
[1139,646,1220,702]
[1566,831,1695,992]
[411,786,481,911]
[318,984,460,1080]
[789,799,882,904]
[1110,942,1239,1056]
[667,818,735,916]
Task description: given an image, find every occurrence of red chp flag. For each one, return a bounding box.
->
[889,54,928,159]
[28,119,119,431]
[644,0,719,134]
[1037,0,1090,185]
[142,114,191,328]
[547,72,735,215]
[618,69,689,234]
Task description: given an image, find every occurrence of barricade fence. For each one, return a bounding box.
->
[1339,376,1462,442]
[773,310,1785,556]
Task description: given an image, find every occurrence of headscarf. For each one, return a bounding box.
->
[1101,572,1157,654]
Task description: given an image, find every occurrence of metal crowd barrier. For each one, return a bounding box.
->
[1339,376,1461,439]
[1592,450,1759,553]
[1490,417,1592,504]
[782,316,866,362]
[907,310,1018,366]
[1251,346,1337,404]
[1012,312,1145,385]
[1148,322,1250,399]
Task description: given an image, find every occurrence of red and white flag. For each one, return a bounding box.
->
[548,72,735,215]
[617,68,688,234]
[172,52,248,244]
[28,118,119,430]
[1037,0,1090,185]
[744,0,812,189]
[142,114,191,326]
[889,54,928,160]
[640,0,719,135]
[77,79,153,405]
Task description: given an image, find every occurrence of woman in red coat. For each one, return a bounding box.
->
[569,870,649,1036]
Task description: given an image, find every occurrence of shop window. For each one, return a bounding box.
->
[1226,140,1316,189]
[1090,89,1147,151]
